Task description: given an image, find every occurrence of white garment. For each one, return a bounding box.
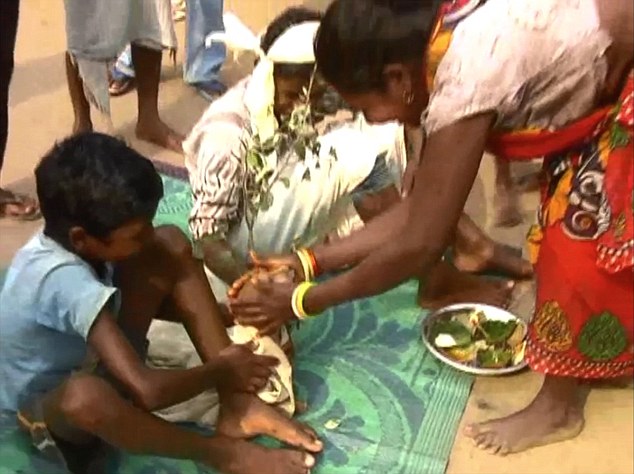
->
[330,115,408,239]
[148,320,294,427]
[426,0,610,133]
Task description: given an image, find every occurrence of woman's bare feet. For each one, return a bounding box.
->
[464,376,584,455]
[208,437,315,474]
[453,216,533,279]
[136,118,184,153]
[453,241,533,279]
[419,261,515,310]
[217,393,323,453]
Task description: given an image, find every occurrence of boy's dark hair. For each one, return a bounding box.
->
[315,0,441,93]
[35,133,164,245]
[259,6,322,78]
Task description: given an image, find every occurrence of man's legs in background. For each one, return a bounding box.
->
[0,0,39,220]
[184,0,226,100]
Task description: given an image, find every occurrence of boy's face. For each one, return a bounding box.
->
[69,218,155,262]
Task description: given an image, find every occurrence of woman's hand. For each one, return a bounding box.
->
[228,251,303,298]
[229,270,297,336]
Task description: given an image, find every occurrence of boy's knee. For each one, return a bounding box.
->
[155,225,192,258]
[57,375,116,431]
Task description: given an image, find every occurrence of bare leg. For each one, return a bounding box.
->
[418,260,515,310]
[115,226,322,453]
[130,44,184,153]
[452,213,533,278]
[42,374,315,474]
[492,157,523,228]
[64,53,92,134]
[464,375,585,455]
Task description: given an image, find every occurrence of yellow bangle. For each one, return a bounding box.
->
[295,249,314,281]
[291,282,315,320]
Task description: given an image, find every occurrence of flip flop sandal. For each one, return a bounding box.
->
[0,192,41,221]
[109,77,136,97]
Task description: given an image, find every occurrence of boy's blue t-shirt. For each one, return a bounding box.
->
[0,231,118,412]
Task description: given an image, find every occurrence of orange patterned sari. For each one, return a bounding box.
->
[427,1,633,378]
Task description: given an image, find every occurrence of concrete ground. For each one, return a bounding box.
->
[1,2,632,473]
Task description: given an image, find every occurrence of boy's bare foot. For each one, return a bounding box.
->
[136,118,184,153]
[208,437,315,474]
[419,271,515,311]
[453,226,533,279]
[464,376,584,455]
[217,393,323,453]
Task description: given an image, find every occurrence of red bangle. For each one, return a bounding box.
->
[305,248,320,277]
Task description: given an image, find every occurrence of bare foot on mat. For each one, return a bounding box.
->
[136,118,184,153]
[217,393,323,453]
[209,437,315,474]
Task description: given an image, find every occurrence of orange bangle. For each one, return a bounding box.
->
[305,248,320,277]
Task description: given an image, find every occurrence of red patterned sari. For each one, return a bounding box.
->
[428,1,633,378]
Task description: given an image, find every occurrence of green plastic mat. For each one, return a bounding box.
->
[0,174,473,474]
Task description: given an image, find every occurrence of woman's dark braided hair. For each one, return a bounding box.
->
[315,0,442,93]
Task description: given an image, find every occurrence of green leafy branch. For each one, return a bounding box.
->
[239,68,337,250]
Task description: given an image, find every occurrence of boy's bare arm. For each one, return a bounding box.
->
[87,310,277,411]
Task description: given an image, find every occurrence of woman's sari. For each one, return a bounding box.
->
[427,0,633,378]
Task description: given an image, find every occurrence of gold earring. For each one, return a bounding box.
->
[402,90,415,105]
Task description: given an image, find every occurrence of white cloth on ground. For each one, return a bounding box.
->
[64,0,177,115]
[148,319,294,427]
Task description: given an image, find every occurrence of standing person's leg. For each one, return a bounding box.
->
[64,53,92,134]
[184,0,226,100]
[0,0,39,220]
[492,156,523,227]
[131,44,184,152]
[109,45,136,97]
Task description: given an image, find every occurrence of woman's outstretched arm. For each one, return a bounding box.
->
[304,112,495,313]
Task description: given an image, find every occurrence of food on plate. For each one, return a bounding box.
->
[429,308,527,370]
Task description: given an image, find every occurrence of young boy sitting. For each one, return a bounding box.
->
[0,133,321,474]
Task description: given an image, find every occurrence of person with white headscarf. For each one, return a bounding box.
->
[185,7,401,299]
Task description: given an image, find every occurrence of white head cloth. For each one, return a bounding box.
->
[207,13,320,142]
